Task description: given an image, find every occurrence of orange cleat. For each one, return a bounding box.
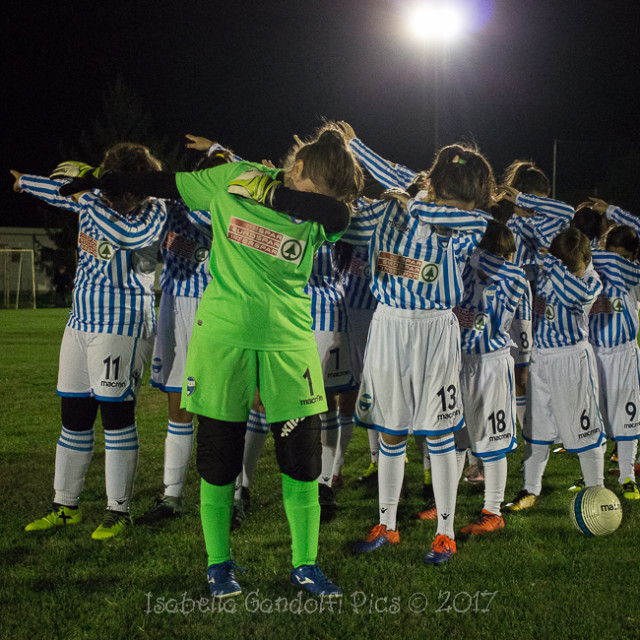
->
[460,509,505,535]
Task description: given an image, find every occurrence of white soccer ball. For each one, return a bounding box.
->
[570,486,623,536]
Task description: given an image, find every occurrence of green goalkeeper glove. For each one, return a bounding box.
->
[50,161,101,181]
[228,170,281,208]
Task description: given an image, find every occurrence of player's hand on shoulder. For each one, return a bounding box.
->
[381,187,410,208]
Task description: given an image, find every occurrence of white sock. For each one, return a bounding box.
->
[332,413,354,477]
[617,439,638,484]
[163,420,194,498]
[516,396,526,430]
[104,424,139,512]
[456,449,467,481]
[523,441,549,496]
[320,411,339,486]
[427,434,458,539]
[483,457,508,515]
[378,439,407,530]
[54,427,94,507]
[579,442,605,488]
[242,410,269,488]
[368,428,380,463]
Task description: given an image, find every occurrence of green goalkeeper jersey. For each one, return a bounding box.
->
[176,161,340,350]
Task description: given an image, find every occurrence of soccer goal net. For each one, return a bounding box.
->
[0,249,36,309]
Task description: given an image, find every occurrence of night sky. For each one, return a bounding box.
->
[3,0,640,224]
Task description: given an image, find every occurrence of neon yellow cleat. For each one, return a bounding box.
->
[25,504,81,531]
[621,478,640,500]
[91,510,132,540]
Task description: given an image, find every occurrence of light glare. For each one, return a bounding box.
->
[407,4,466,43]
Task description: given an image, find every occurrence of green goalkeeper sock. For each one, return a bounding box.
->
[281,473,320,568]
[200,478,234,565]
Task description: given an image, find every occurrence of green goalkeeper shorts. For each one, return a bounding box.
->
[181,337,328,423]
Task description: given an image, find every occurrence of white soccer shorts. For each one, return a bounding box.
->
[314,326,355,392]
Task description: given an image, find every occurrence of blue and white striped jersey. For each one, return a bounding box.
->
[342,197,488,309]
[304,243,348,331]
[605,205,640,237]
[343,244,377,310]
[348,138,417,190]
[159,200,212,298]
[532,254,602,348]
[19,174,166,337]
[589,249,640,348]
[507,193,574,267]
[455,250,528,354]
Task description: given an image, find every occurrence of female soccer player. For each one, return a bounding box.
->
[505,225,606,511]
[59,124,363,598]
[340,142,493,565]
[13,142,166,540]
[454,221,527,533]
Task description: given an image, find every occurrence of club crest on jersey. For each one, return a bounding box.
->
[97,242,114,261]
[227,217,306,265]
[473,313,489,331]
[359,393,373,412]
[186,376,196,396]
[194,247,210,263]
[420,263,439,283]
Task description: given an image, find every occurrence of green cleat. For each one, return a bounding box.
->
[91,510,132,540]
[25,503,81,531]
[621,477,640,500]
[568,478,586,493]
[228,170,282,207]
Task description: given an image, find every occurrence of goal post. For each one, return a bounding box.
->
[0,249,37,309]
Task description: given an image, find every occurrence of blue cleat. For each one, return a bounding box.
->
[207,560,244,598]
[423,534,456,566]
[290,564,342,597]
[353,524,400,555]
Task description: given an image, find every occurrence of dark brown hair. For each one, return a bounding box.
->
[195,148,234,170]
[284,123,364,204]
[502,160,550,196]
[571,203,602,242]
[605,225,640,260]
[426,143,495,210]
[101,142,163,213]
[549,227,591,272]
[478,220,516,259]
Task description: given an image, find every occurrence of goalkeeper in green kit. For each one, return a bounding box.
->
[60,124,363,598]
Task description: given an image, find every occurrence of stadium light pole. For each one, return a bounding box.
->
[405,2,466,155]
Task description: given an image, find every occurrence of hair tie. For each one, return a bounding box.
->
[214,153,226,159]
[452,155,467,165]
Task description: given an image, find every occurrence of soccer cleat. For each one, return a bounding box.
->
[231,499,245,531]
[353,524,399,554]
[357,460,378,484]
[291,564,342,597]
[504,490,538,512]
[464,464,484,484]
[553,447,567,454]
[424,534,456,565]
[568,478,586,493]
[413,501,437,520]
[135,496,183,525]
[91,510,132,540]
[228,170,282,207]
[207,560,244,598]
[621,478,640,500]
[422,469,434,499]
[460,509,505,535]
[318,483,337,523]
[25,503,81,531]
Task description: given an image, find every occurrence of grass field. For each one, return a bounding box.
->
[2,309,640,640]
